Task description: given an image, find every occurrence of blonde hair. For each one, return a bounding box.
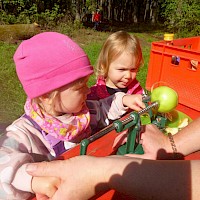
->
[96,31,143,79]
[32,90,60,116]
[32,76,89,116]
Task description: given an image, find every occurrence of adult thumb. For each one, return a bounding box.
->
[26,160,63,177]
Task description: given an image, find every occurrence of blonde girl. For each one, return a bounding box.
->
[88,30,144,112]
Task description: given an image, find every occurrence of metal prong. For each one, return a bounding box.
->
[138,101,159,115]
[142,91,150,102]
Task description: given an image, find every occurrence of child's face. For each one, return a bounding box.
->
[54,76,90,115]
[106,51,138,89]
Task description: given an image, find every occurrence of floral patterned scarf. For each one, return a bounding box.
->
[24,98,91,142]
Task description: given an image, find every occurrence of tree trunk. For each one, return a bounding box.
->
[144,0,150,22]
[150,0,158,24]
[0,0,3,10]
[132,0,139,23]
[75,0,81,21]
[107,0,111,20]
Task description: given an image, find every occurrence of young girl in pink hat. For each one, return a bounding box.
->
[0,32,145,199]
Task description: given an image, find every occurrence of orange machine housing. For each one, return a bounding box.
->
[31,37,200,200]
[146,36,200,119]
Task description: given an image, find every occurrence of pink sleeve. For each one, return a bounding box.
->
[127,79,144,95]
[87,77,110,100]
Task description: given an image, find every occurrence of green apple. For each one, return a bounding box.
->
[151,86,178,113]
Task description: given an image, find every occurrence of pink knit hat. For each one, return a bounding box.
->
[14,32,94,98]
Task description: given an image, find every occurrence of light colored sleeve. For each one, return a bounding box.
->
[87,92,128,131]
[0,118,49,199]
[0,134,34,199]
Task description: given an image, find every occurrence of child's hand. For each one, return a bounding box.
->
[122,94,145,111]
[32,176,60,198]
[112,130,128,150]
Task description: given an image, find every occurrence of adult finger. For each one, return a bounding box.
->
[26,160,65,177]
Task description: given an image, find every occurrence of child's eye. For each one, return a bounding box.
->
[131,68,138,72]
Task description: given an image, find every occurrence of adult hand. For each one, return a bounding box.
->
[26,156,110,200]
[25,149,200,200]
[126,124,170,159]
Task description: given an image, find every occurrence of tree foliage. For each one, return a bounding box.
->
[161,0,200,37]
[0,0,199,36]
[0,0,71,26]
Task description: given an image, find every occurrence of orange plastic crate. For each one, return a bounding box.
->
[146,36,200,116]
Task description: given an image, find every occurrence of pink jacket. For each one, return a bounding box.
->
[88,77,143,100]
[0,92,128,199]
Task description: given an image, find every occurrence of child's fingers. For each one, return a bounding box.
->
[44,177,61,197]
[129,104,143,111]
[35,193,49,200]
[45,185,58,198]
[135,99,146,109]
[32,176,60,198]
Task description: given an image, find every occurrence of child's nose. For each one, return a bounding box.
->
[125,71,131,79]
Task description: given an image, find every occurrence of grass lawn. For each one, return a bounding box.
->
[0,26,163,124]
